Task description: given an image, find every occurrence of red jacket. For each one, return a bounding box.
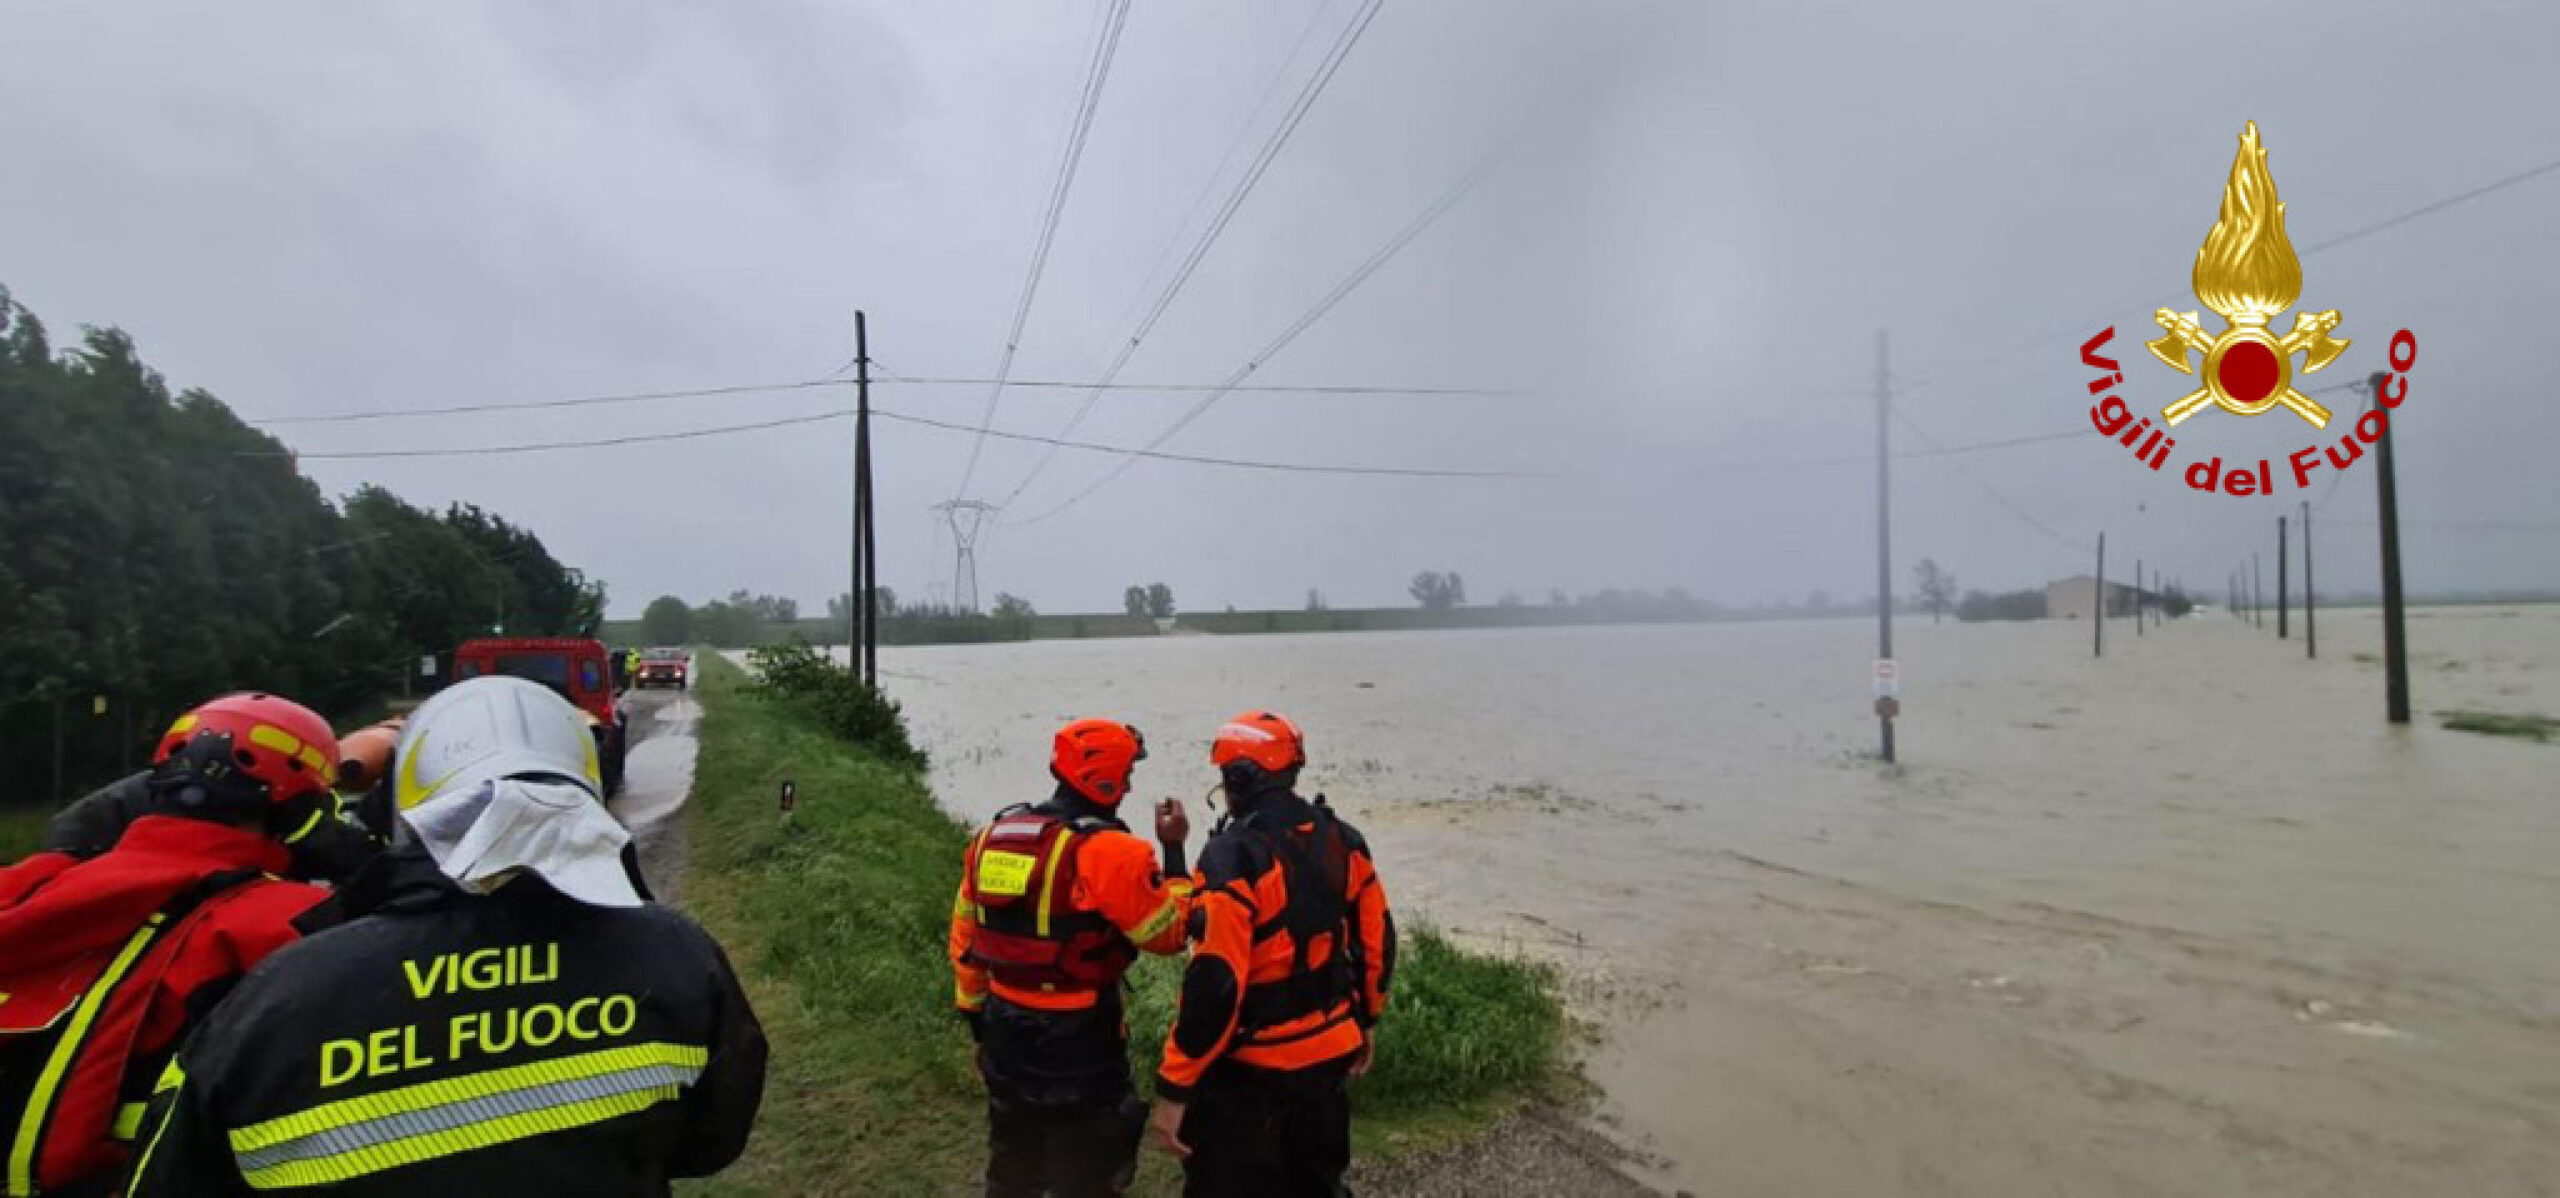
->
[0,816,328,1194]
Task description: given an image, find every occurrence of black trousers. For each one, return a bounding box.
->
[985,1082,1146,1198]
[1179,1058,1354,1198]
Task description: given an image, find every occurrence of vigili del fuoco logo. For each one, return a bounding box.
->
[2083,122,2417,497]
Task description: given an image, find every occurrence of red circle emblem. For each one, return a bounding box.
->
[2217,340,2280,404]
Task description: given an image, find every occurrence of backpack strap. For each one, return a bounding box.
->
[4,868,263,1196]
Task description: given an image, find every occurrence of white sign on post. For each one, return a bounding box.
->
[1872,658,1900,699]
[419,656,438,677]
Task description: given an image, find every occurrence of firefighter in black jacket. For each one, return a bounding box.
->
[125,677,765,1196]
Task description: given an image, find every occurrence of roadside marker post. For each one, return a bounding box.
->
[780,778,798,829]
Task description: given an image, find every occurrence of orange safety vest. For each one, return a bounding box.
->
[960,807,1137,995]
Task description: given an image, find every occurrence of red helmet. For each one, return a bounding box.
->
[153,692,340,809]
[1210,711,1305,775]
[1051,718,1147,806]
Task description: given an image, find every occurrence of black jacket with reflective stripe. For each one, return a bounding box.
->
[124,848,766,1197]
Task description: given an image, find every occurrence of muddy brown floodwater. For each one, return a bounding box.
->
[874,605,2560,1197]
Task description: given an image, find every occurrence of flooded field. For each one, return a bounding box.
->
[873,606,2560,1196]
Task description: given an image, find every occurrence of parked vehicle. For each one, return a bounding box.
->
[450,637,628,794]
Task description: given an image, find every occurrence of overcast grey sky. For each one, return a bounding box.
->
[5,1,2555,616]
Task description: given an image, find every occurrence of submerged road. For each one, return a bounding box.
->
[609,679,699,906]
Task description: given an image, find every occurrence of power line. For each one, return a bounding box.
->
[880,405,1550,478]
[1011,141,1506,525]
[1106,0,1338,338]
[995,0,1386,509]
[259,402,1550,478]
[1888,403,2085,555]
[884,375,1516,396]
[2320,517,2560,534]
[247,379,843,425]
[954,0,1133,498]
[1896,144,2560,400]
[241,374,1504,427]
[2298,151,2560,256]
[269,410,850,459]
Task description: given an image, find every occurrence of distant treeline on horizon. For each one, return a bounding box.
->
[605,585,2560,650]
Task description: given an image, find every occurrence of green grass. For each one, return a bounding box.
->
[676,655,1566,1195]
[2438,709,2559,742]
[1,804,50,861]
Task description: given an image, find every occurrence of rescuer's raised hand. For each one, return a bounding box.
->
[1154,797,1189,846]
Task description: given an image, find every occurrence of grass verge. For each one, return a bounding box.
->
[676,654,1567,1194]
[1,804,48,861]
[2438,709,2558,742]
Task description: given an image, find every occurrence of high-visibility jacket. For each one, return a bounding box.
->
[0,817,328,1196]
[948,798,1189,1016]
[1154,792,1394,1101]
[124,847,766,1197]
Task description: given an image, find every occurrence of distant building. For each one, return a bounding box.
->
[2045,574,2146,621]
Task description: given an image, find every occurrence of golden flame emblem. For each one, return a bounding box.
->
[2148,122,2348,428]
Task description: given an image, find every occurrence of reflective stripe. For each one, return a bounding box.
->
[6,912,164,1197]
[125,1067,185,1190]
[282,806,327,845]
[111,1103,146,1142]
[1032,831,1074,938]
[1130,897,1180,945]
[245,722,334,778]
[227,1042,706,1189]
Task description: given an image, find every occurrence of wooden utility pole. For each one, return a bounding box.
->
[851,311,879,689]
[2135,555,2144,637]
[1874,331,1895,763]
[2277,516,2289,639]
[2093,533,2106,658]
[2371,371,2409,722]
[2302,500,2316,659]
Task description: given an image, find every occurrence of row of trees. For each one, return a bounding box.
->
[1,288,602,800]
[639,590,801,647]
[1122,583,1175,619]
[1408,570,1467,610]
[636,586,1043,648]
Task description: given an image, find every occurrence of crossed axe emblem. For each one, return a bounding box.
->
[2147,308,2348,428]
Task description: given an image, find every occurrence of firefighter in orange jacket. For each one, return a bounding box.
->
[949,719,1193,1197]
[1147,711,1395,1198]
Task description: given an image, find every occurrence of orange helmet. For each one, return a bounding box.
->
[152,692,340,813]
[1051,718,1147,806]
[1210,710,1305,775]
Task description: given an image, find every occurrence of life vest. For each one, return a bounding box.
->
[1233,801,1359,1042]
[961,805,1137,995]
[0,868,259,1196]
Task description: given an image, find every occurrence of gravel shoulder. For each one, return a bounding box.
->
[1348,1105,1664,1198]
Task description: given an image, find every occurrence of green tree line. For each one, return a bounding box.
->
[0,287,603,803]
[624,587,1038,649]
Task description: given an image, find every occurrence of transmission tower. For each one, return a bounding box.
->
[932,499,997,613]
